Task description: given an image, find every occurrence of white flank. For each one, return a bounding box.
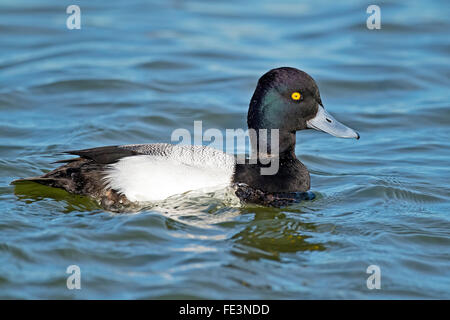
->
[103,145,235,202]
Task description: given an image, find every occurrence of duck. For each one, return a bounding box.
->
[12,67,359,211]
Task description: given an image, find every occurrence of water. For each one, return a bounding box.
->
[1,0,449,299]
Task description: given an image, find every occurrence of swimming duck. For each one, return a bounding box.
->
[13,67,359,210]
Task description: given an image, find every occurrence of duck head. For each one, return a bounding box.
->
[248,67,359,155]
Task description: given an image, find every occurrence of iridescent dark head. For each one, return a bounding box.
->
[248,67,359,139]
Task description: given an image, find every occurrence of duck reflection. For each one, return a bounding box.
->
[13,182,102,213]
[230,206,325,261]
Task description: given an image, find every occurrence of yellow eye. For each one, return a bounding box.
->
[291,92,301,101]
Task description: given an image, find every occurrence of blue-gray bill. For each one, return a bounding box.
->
[307,105,360,139]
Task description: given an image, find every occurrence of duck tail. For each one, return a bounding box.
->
[11,176,60,187]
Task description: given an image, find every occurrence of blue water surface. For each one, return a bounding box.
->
[0,0,449,299]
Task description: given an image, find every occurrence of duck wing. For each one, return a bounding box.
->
[60,145,140,164]
[12,143,235,206]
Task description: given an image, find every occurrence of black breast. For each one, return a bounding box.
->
[232,156,310,193]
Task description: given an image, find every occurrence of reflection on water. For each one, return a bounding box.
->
[231,209,326,261]
[14,181,326,261]
[13,182,101,213]
[1,0,449,298]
